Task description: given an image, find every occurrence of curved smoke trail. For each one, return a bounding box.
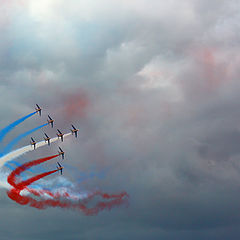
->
[0,113,129,214]
[0,133,71,168]
[7,155,129,215]
[1,123,48,155]
[0,111,36,143]
[8,160,35,173]
[8,186,129,215]
[7,154,59,188]
[13,170,59,191]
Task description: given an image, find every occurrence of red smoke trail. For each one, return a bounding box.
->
[31,188,129,204]
[7,187,128,214]
[7,170,58,206]
[7,154,59,188]
[15,170,58,190]
[7,155,129,215]
[8,174,128,214]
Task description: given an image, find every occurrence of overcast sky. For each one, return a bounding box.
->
[1,0,240,239]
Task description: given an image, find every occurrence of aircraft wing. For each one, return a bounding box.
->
[44,133,49,138]
[31,137,34,142]
[36,104,40,108]
[57,129,62,134]
[72,125,76,130]
[48,115,52,120]
[57,162,61,168]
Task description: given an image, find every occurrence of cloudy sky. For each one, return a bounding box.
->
[1,0,240,239]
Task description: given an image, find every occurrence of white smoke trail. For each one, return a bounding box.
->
[0,170,11,190]
[0,132,85,197]
[0,133,72,168]
[0,132,89,201]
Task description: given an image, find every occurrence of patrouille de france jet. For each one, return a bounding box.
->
[71,125,79,138]
[58,147,64,159]
[35,104,42,116]
[56,162,64,175]
[30,137,37,149]
[44,133,51,146]
[47,115,54,128]
[57,129,64,142]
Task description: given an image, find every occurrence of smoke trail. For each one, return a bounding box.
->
[1,123,48,155]
[7,155,129,214]
[0,133,71,168]
[16,170,58,190]
[5,160,45,176]
[7,154,59,188]
[0,111,36,143]
[7,160,35,173]
[3,162,30,180]
[7,169,58,206]
[7,186,129,214]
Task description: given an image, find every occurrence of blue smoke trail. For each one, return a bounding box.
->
[1,123,48,156]
[0,111,36,143]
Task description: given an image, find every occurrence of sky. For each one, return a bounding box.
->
[0,0,240,239]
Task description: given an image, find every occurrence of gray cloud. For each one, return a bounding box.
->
[0,0,240,239]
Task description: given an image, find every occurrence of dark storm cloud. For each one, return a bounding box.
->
[0,0,240,239]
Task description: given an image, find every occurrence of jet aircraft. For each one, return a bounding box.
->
[35,104,41,116]
[58,147,64,159]
[71,125,79,138]
[56,162,64,175]
[30,137,37,149]
[44,133,51,146]
[47,115,54,128]
[57,129,64,142]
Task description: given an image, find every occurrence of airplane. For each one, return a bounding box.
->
[30,137,37,149]
[58,147,64,159]
[56,162,64,175]
[35,104,42,116]
[44,133,51,146]
[57,129,64,142]
[71,125,79,138]
[47,115,54,128]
